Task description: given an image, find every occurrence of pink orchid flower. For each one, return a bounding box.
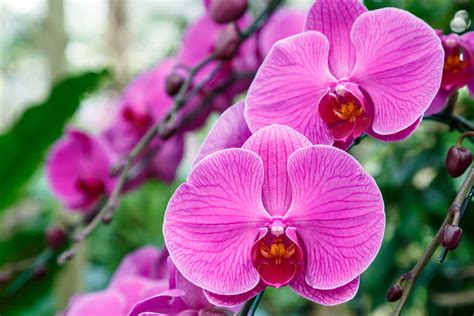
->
[104,58,187,184]
[63,246,236,316]
[164,124,385,306]
[194,101,251,165]
[426,31,474,115]
[245,0,444,148]
[177,12,256,113]
[47,129,116,212]
[258,9,305,58]
[129,257,237,316]
[64,246,169,316]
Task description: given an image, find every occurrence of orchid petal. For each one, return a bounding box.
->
[175,270,211,310]
[259,9,305,56]
[242,125,311,215]
[194,102,251,166]
[112,246,169,282]
[204,283,265,307]
[284,146,384,289]
[245,31,337,145]
[150,134,185,183]
[128,289,187,316]
[290,274,359,306]
[112,276,169,313]
[305,0,367,78]
[350,8,444,135]
[67,290,126,316]
[368,116,422,142]
[164,149,270,295]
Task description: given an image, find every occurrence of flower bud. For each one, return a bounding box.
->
[214,25,241,60]
[440,224,462,250]
[210,0,248,24]
[165,72,185,96]
[445,146,472,178]
[386,284,403,302]
[45,227,67,250]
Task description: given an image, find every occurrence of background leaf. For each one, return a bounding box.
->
[0,70,109,211]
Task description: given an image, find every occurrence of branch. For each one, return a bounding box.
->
[57,0,284,264]
[393,166,474,315]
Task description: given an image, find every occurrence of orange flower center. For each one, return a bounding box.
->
[259,237,296,266]
[333,101,363,123]
[444,51,468,74]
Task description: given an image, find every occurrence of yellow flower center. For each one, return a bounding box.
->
[444,52,468,73]
[260,238,295,265]
[333,101,363,123]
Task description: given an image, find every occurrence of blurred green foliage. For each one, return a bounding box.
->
[1,1,473,316]
[0,70,109,211]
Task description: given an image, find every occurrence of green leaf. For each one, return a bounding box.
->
[0,70,109,211]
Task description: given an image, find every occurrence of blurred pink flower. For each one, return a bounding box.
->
[47,129,116,212]
[63,246,236,315]
[104,58,187,184]
[64,246,169,316]
[245,0,444,148]
[177,13,255,112]
[426,31,474,115]
[164,125,385,306]
[194,101,251,165]
[129,255,237,316]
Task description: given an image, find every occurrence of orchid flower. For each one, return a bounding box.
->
[103,58,186,184]
[426,31,474,115]
[177,12,256,112]
[64,246,169,316]
[164,124,385,306]
[47,129,116,212]
[245,0,444,148]
[129,258,237,316]
[63,246,236,316]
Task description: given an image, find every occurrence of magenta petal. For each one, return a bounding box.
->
[350,8,444,135]
[242,125,311,216]
[425,88,454,116]
[47,129,115,212]
[245,31,337,145]
[112,246,169,282]
[67,290,126,316]
[164,149,270,295]
[194,101,251,165]
[259,9,305,56]
[175,270,211,310]
[304,0,367,78]
[128,289,188,316]
[284,146,385,289]
[368,116,422,142]
[112,276,168,313]
[290,274,360,306]
[150,134,184,183]
[205,282,265,307]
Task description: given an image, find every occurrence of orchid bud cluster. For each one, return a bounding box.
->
[41,0,474,315]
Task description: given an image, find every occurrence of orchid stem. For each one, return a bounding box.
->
[240,290,265,316]
[393,167,474,315]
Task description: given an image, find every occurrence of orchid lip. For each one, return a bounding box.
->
[251,223,304,289]
[318,82,372,141]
